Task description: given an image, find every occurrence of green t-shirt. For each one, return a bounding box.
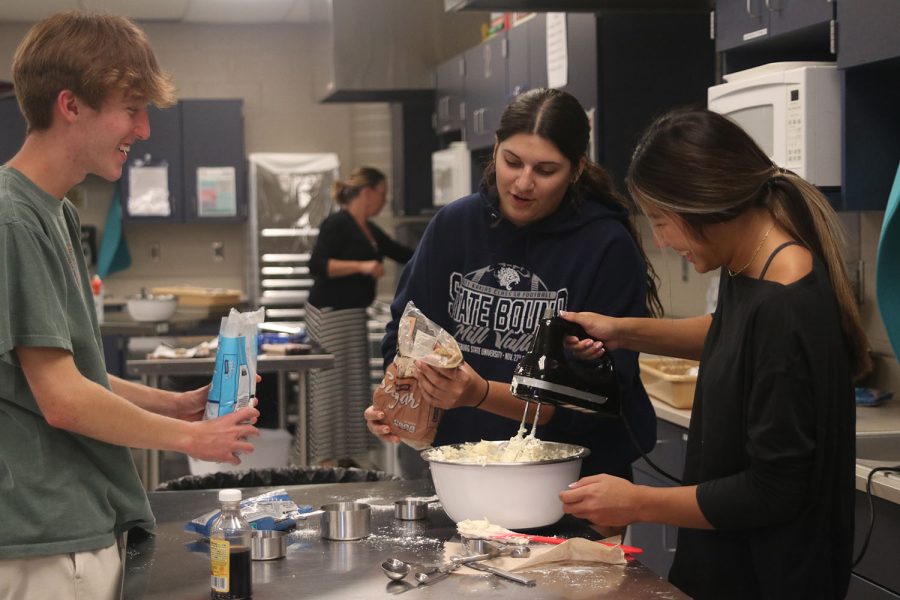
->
[0,166,154,559]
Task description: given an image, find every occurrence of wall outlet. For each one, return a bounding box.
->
[212,241,225,262]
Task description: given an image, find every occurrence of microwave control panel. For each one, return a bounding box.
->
[785,86,803,169]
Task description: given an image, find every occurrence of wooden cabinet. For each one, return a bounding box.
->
[121,99,246,223]
[0,96,27,165]
[435,56,466,134]
[715,0,834,52]
[630,419,688,578]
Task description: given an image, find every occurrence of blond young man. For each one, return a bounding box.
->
[0,13,260,600]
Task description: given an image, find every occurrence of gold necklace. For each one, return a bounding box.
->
[727,224,774,278]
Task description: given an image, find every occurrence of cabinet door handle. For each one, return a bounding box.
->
[746,0,760,17]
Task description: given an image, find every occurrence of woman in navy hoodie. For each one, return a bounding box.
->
[365,88,661,484]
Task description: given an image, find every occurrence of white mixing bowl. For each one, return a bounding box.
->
[126,293,177,322]
[421,441,588,529]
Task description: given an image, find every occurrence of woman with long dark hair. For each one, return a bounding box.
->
[365,88,661,489]
[560,108,867,599]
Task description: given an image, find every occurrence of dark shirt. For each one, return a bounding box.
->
[668,258,855,599]
[308,210,413,310]
[382,187,657,477]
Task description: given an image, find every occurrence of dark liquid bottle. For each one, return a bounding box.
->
[211,546,251,599]
[210,489,252,599]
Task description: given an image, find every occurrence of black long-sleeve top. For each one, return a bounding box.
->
[308,210,414,310]
[668,257,855,599]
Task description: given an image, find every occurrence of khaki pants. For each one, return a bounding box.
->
[0,542,123,600]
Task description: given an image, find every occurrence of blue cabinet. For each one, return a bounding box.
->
[842,66,900,211]
[630,419,688,579]
[435,56,466,134]
[181,100,246,222]
[455,12,713,189]
[853,490,900,596]
[121,99,245,223]
[120,103,183,222]
[715,0,834,52]
[837,0,900,68]
[464,33,508,150]
[0,96,26,165]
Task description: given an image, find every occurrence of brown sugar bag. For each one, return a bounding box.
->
[372,303,463,449]
[372,356,443,449]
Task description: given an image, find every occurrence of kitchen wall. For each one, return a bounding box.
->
[644,210,900,395]
[1,15,897,395]
[0,21,386,300]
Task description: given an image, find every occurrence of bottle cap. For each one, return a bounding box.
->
[218,488,242,502]
[91,275,102,295]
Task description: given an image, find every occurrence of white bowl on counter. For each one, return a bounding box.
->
[126,292,178,322]
[421,440,589,529]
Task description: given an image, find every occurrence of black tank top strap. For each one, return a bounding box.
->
[759,241,803,280]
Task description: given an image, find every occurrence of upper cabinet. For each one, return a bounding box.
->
[0,96,26,165]
[464,33,509,150]
[438,12,714,192]
[712,0,900,211]
[121,99,246,223]
[435,57,467,134]
[180,100,246,222]
[837,0,900,68]
[837,0,900,211]
[715,0,834,52]
[444,0,711,10]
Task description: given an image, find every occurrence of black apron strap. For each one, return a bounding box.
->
[759,241,803,280]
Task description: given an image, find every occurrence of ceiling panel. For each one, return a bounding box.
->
[0,0,317,23]
[184,0,296,23]
[0,0,76,23]
[84,0,190,21]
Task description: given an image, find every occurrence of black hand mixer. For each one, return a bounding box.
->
[509,307,680,482]
[509,308,621,417]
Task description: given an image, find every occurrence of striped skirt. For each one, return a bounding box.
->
[294,304,377,465]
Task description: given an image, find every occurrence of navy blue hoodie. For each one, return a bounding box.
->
[383,187,656,476]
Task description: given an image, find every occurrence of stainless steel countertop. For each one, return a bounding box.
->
[127,353,335,376]
[125,479,688,600]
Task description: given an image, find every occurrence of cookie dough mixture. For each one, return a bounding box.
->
[429,402,576,464]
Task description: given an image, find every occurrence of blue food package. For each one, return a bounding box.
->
[185,488,314,537]
[855,387,894,407]
[205,335,249,419]
[205,307,264,420]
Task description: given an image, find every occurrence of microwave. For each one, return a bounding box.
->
[432,142,472,206]
[707,61,841,187]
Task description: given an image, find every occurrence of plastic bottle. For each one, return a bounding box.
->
[209,489,252,599]
[91,275,104,324]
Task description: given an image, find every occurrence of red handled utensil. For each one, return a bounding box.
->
[491,533,643,555]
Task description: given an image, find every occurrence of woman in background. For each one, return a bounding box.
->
[560,108,868,599]
[301,167,413,466]
[365,88,662,492]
